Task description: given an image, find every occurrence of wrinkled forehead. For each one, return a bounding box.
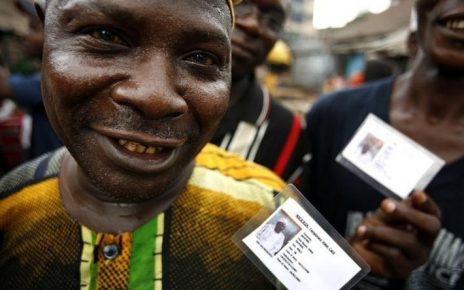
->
[35,0,240,25]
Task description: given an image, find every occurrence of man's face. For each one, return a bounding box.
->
[231,0,285,79]
[41,0,231,202]
[416,0,464,71]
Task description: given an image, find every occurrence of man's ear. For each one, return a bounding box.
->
[34,0,46,24]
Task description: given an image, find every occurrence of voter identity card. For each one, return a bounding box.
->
[336,113,445,199]
[233,185,369,290]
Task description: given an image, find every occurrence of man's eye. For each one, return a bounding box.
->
[89,28,126,46]
[185,52,219,66]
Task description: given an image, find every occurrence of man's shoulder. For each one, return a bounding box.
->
[306,78,394,134]
[196,143,286,189]
[0,147,66,199]
[193,144,286,207]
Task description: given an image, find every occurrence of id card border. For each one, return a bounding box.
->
[232,184,370,290]
[337,113,445,200]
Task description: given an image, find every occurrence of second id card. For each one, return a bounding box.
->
[336,113,445,199]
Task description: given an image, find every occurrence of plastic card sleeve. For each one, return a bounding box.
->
[336,113,445,200]
[232,184,370,290]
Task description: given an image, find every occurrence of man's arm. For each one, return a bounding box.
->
[350,191,441,279]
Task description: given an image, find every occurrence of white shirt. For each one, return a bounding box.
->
[256,223,285,255]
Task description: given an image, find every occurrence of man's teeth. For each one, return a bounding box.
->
[446,19,464,30]
[118,139,162,154]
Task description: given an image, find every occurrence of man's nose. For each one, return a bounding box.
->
[111,54,187,120]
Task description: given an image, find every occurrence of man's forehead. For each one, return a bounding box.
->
[35,0,241,25]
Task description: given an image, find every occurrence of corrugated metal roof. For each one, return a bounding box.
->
[322,0,414,43]
[330,27,410,54]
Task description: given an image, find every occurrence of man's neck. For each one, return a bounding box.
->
[59,152,191,233]
[390,56,464,163]
[393,56,464,122]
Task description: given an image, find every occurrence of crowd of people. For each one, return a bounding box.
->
[0,0,61,174]
[0,0,462,289]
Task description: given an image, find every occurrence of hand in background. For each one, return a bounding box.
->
[350,191,441,279]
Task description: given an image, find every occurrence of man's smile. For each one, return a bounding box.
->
[436,7,464,44]
[443,18,464,30]
[91,124,187,173]
[118,139,164,155]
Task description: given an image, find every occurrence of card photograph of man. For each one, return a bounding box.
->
[256,210,301,256]
[355,133,384,164]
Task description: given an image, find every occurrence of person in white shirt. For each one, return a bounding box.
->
[257,220,286,255]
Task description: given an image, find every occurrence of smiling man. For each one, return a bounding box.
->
[0,0,288,288]
[303,0,463,288]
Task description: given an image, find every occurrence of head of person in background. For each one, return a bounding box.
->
[212,0,309,186]
[231,0,286,82]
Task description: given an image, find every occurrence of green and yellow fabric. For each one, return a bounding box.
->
[0,144,284,289]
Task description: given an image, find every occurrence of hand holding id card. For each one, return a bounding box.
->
[336,114,445,199]
[233,185,370,290]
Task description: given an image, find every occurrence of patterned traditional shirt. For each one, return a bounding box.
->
[0,144,285,289]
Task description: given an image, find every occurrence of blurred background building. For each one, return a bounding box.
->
[0,0,39,174]
[281,0,332,97]
[319,0,413,83]
[0,0,40,73]
[0,0,29,36]
[262,0,415,113]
